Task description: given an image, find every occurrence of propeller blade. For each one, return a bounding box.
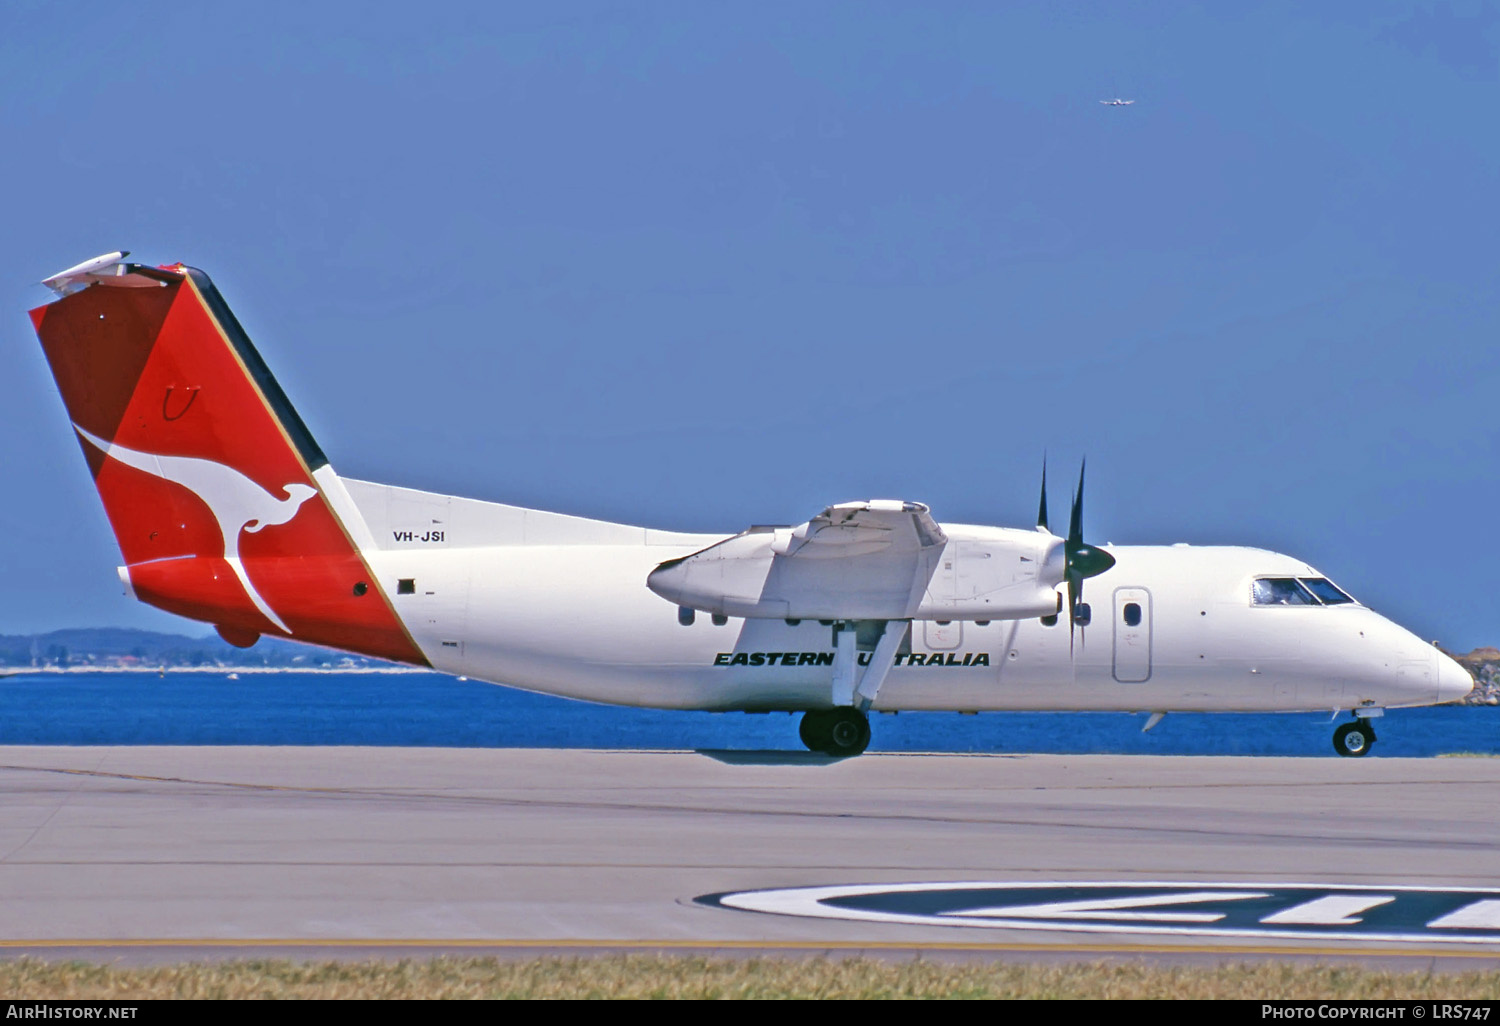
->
[1036,457,1050,533]
[1061,458,1116,654]
[1068,573,1078,655]
[1068,459,1086,548]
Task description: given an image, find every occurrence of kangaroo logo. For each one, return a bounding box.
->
[74,425,316,633]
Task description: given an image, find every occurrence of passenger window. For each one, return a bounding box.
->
[1075,603,1092,626]
[1252,578,1318,605]
[1123,602,1142,627]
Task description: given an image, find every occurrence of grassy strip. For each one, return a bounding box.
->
[3,957,1500,999]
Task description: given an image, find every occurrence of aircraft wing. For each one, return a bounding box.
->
[648,501,944,620]
[648,500,1062,622]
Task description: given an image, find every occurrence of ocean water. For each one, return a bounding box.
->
[0,670,1493,757]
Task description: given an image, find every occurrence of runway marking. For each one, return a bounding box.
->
[949,891,1268,922]
[708,882,1500,947]
[1430,902,1500,930]
[1261,895,1397,926]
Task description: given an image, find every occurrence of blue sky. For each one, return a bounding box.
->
[3,2,1496,651]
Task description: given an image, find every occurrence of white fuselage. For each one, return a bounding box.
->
[36,254,1469,726]
[342,479,1470,714]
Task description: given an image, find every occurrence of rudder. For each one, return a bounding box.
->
[30,254,427,665]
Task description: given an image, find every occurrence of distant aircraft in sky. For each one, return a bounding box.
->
[1099,98,1135,106]
[28,252,1474,758]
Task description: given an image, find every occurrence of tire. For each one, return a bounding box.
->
[823,708,871,757]
[1333,721,1374,758]
[799,711,830,753]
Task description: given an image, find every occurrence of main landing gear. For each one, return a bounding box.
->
[799,707,871,757]
[1333,720,1376,758]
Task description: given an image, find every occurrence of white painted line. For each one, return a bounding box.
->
[1260,895,1395,926]
[1429,901,1500,930]
[951,891,1266,923]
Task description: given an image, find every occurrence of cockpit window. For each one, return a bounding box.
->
[1300,578,1355,605]
[1252,577,1359,606]
[1251,578,1318,605]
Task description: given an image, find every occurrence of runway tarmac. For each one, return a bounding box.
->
[1,746,1498,966]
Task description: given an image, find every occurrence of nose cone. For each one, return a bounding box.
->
[1437,651,1475,704]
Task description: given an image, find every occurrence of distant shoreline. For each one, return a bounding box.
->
[0,666,437,677]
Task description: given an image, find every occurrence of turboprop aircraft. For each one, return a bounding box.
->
[28,253,1473,757]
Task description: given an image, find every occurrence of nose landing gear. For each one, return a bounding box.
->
[799,708,871,757]
[1333,720,1376,758]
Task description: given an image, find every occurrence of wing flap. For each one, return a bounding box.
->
[776,501,946,559]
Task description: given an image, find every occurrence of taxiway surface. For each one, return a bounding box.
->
[0,747,1497,964]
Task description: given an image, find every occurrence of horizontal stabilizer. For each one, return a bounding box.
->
[40,252,189,296]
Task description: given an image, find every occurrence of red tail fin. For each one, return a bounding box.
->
[30,256,427,665]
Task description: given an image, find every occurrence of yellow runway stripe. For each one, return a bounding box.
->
[0,938,1497,958]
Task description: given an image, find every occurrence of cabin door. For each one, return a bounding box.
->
[1112,587,1152,683]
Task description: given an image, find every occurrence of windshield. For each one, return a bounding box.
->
[1252,577,1358,606]
[1300,577,1355,605]
[1252,578,1318,605]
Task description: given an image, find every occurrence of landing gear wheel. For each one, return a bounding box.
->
[799,711,832,753]
[798,708,871,756]
[1333,721,1375,758]
[823,708,871,758]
